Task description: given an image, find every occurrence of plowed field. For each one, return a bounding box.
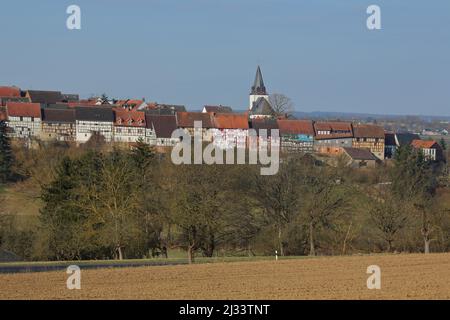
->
[1,253,449,299]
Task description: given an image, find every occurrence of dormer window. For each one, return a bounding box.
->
[127,119,133,125]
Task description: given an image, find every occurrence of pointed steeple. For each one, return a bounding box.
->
[251,65,267,95]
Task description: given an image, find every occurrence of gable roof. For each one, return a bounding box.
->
[203,105,233,113]
[385,132,396,146]
[411,139,439,149]
[75,107,114,122]
[114,110,146,127]
[0,86,21,98]
[213,113,249,129]
[146,114,178,138]
[353,124,385,138]
[42,108,76,123]
[6,102,42,118]
[250,97,274,115]
[396,133,420,146]
[177,112,214,128]
[277,119,314,135]
[343,147,378,161]
[314,121,353,139]
[26,90,63,104]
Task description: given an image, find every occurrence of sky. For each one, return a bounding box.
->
[1,0,449,116]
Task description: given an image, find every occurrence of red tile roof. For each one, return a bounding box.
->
[213,113,249,129]
[6,102,41,118]
[314,121,353,132]
[114,110,146,127]
[277,119,314,135]
[353,124,385,138]
[177,112,214,128]
[0,86,21,98]
[411,139,439,149]
[116,100,145,110]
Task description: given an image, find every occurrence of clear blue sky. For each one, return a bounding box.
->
[1,0,449,116]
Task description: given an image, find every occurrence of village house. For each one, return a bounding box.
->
[41,107,76,142]
[411,139,443,162]
[352,124,385,160]
[0,86,29,106]
[113,109,146,143]
[342,147,379,168]
[384,132,421,158]
[277,119,315,153]
[145,114,179,147]
[5,102,42,139]
[176,111,215,141]
[75,107,114,143]
[313,121,353,155]
[212,113,249,149]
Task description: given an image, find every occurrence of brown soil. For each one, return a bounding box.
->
[0,253,449,300]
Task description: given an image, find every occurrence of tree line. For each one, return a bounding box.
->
[1,121,450,262]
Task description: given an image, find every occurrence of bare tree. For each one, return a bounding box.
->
[252,158,302,256]
[369,192,408,252]
[269,93,295,118]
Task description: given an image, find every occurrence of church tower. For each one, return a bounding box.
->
[249,65,269,110]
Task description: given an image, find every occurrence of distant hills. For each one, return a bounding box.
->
[292,111,450,122]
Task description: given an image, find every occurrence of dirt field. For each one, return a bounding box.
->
[0,253,449,300]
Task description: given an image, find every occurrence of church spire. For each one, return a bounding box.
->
[251,65,267,95]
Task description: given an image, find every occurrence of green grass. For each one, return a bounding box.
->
[0,255,313,268]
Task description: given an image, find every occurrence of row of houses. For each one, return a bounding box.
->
[2,99,441,162]
[1,69,444,165]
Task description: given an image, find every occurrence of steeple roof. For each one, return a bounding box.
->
[251,66,267,95]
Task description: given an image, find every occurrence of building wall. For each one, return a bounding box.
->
[113,126,146,143]
[212,128,248,149]
[41,122,75,141]
[145,128,157,146]
[7,116,41,138]
[352,137,385,160]
[182,127,214,142]
[421,147,437,161]
[314,138,353,150]
[76,120,113,142]
[281,134,314,153]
